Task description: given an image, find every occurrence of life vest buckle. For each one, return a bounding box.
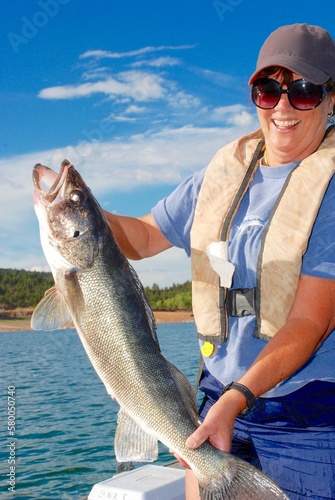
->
[227,288,256,316]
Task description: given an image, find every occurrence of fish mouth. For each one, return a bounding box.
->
[33,159,72,206]
[33,159,90,244]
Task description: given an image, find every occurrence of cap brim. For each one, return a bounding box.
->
[248,55,331,85]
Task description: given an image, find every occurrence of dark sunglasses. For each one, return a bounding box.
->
[251,78,333,111]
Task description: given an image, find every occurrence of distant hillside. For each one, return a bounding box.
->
[0,268,192,311]
[0,268,54,309]
[144,281,192,311]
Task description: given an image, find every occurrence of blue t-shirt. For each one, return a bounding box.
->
[152,157,335,397]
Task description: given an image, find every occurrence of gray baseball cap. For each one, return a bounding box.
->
[249,24,335,85]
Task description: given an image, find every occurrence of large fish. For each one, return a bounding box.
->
[32,160,288,499]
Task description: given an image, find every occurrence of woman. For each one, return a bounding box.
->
[105,24,335,499]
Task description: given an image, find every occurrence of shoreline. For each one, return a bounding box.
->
[0,310,194,333]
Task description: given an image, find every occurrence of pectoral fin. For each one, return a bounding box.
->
[115,409,158,462]
[31,286,72,330]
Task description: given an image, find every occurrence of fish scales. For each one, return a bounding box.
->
[32,160,289,499]
[75,250,198,451]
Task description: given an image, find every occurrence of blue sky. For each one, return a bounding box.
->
[1,1,334,286]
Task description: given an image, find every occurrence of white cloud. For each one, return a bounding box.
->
[124,105,147,114]
[38,79,126,100]
[210,104,245,119]
[191,68,237,87]
[82,66,114,81]
[131,247,191,288]
[79,45,196,60]
[207,105,255,127]
[167,91,201,109]
[117,71,166,101]
[132,56,182,68]
[227,110,254,127]
[46,120,259,193]
[38,71,166,102]
[108,104,148,123]
[109,115,137,123]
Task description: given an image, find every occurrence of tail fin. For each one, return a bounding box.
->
[199,456,288,500]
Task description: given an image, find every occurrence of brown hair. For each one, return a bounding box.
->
[256,66,293,86]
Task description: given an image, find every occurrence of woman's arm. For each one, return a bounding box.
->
[186,274,335,452]
[104,211,173,260]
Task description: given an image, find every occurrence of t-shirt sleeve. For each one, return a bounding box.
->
[301,174,335,279]
[151,168,205,256]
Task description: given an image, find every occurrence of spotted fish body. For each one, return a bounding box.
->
[32,160,288,499]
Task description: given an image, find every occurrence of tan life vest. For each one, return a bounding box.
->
[191,126,335,343]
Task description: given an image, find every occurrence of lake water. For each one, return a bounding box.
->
[0,322,199,499]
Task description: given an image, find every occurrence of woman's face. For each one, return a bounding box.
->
[257,71,335,166]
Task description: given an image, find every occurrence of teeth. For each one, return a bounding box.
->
[274,119,299,127]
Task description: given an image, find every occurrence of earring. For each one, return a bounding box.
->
[328,110,334,117]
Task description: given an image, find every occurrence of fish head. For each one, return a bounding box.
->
[33,159,106,275]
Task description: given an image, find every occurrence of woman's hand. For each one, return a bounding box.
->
[186,389,246,452]
[170,388,247,468]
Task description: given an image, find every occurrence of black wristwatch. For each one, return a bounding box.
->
[221,381,256,416]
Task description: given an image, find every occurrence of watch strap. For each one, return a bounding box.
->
[221,381,256,416]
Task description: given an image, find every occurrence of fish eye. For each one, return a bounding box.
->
[70,189,85,205]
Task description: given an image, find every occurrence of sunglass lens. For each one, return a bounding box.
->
[252,79,280,109]
[289,80,323,110]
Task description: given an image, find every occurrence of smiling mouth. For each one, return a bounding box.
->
[273,119,300,128]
